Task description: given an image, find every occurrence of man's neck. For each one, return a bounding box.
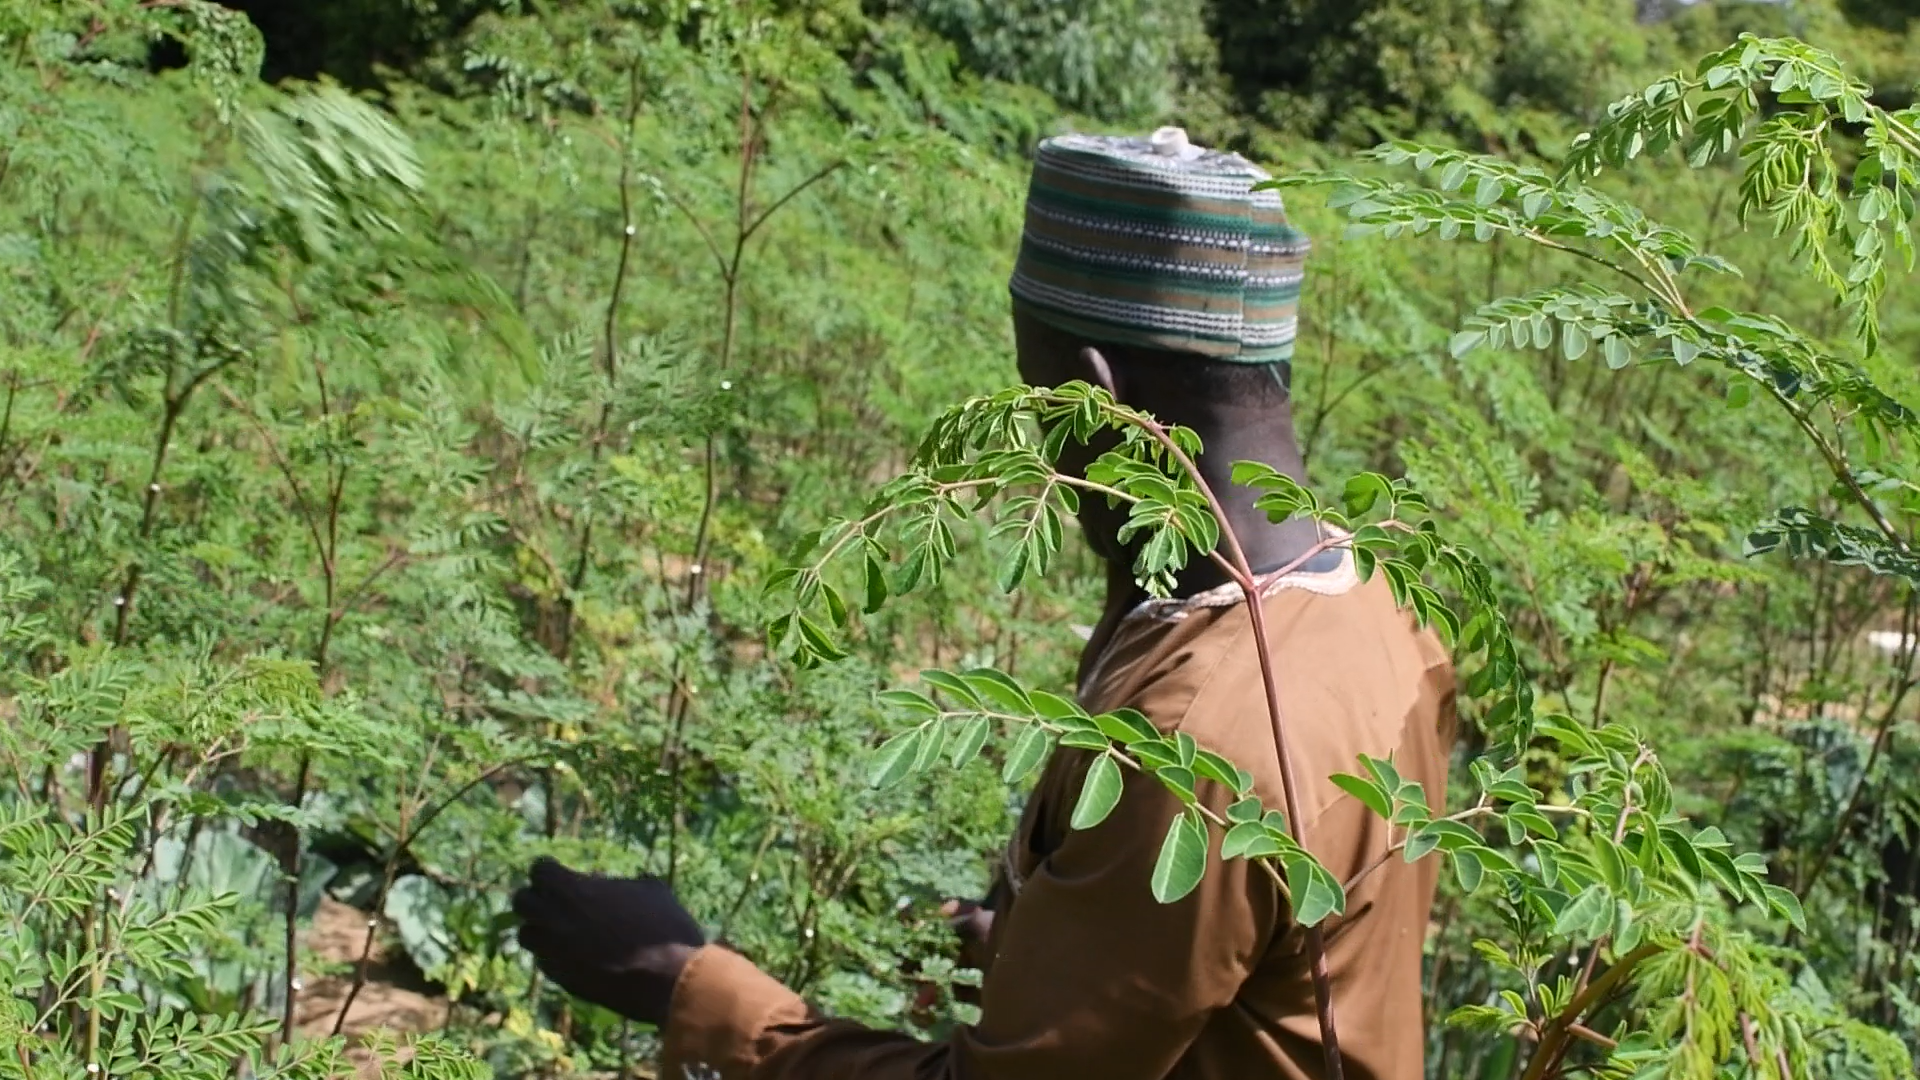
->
[1077,417,1319,685]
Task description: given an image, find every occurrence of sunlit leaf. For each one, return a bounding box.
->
[1003,725,1053,784]
[1070,754,1124,830]
[869,728,922,788]
[1150,811,1208,903]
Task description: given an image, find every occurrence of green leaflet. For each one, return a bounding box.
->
[1285,853,1345,927]
[1150,810,1208,903]
[1003,725,1053,784]
[869,727,923,788]
[1071,754,1124,830]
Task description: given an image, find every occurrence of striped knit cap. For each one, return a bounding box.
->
[1009,128,1309,366]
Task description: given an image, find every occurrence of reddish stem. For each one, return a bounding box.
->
[1104,364,1347,1080]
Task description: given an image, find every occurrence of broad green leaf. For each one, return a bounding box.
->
[1154,764,1196,804]
[1029,690,1085,721]
[949,715,991,769]
[912,722,947,773]
[1071,754,1124,830]
[1285,853,1346,926]
[767,612,795,653]
[1509,808,1559,840]
[922,669,980,707]
[1553,884,1610,938]
[1603,333,1632,370]
[1536,842,1562,886]
[1562,324,1590,360]
[1534,713,1598,756]
[1231,460,1282,487]
[1343,474,1389,516]
[1193,750,1253,795]
[1453,848,1485,893]
[1003,725,1052,784]
[1392,801,1432,828]
[860,557,889,613]
[1226,797,1263,825]
[1361,753,1405,795]
[1662,827,1701,878]
[963,668,1032,713]
[877,689,939,715]
[1408,819,1482,855]
[869,728,922,788]
[1059,729,1110,751]
[1331,773,1391,819]
[895,544,930,593]
[1150,811,1209,903]
[1592,836,1629,891]
[1094,708,1160,745]
[1173,731,1197,768]
[997,542,1029,593]
[1762,884,1807,932]
[760,557,798,591]
[1222,821,1286,860]
[1130,738,1182,770]
[795,614,848,662]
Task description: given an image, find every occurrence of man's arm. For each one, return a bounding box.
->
[663,760,1279,1079]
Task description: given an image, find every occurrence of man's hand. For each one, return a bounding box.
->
[943,898,996,974]
[911,897,998,1016]
[512,856,705,1026]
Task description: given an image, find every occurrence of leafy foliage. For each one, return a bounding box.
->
[6,0,1920,1077]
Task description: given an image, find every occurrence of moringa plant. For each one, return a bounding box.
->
[7,0,1920,1072]
[767,34,1920,1080]
[770,377,1880,1080]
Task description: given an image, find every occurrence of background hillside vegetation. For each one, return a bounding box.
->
[5,0,1920,1077]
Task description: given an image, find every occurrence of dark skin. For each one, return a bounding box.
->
[512,310,1320,1028]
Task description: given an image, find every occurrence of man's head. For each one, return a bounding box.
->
[1008,128,1309,565]
[1012,308,1291,415]
[1013,309,1300,564]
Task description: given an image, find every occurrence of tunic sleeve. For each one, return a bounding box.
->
[660,762,1277,1080]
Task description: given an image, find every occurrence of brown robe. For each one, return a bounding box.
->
[664,549,1456,1080]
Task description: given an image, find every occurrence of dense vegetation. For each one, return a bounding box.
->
[4,0,1920,1077]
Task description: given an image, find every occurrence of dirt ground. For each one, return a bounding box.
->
[295,897,452,1072]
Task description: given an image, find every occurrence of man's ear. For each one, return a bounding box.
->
[1079,346,1120,397]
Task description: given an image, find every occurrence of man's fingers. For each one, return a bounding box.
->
[527,855,576,892]
[912,982,940,1012]
[515,920,553,956]
[952,907,995,945]
[511,884,556,926]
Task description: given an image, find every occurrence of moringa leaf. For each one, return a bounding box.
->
[1150,811,1208,903]
[1285,853,1346,926]
[1331,773,1391,819]
[1553,884,1610,938]
[1003,725,1052,784]
[1071,755,1124,830]
[948,715,991,769]
[869,728,922,788]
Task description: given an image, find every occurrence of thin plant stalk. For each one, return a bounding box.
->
[1097,356,1346,1080]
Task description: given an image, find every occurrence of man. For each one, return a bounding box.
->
[513,128,1456,1080]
